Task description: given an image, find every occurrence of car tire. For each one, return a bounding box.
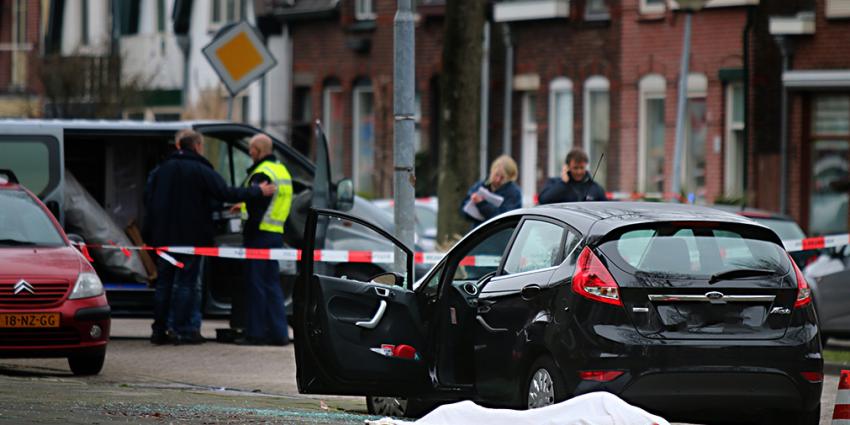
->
[68,350,106,376]
[366,396,411,418]
[524,356,566,409]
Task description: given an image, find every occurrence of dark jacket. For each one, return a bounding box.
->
[537,172,608,204]
[243,154,276,242]
[144,149,262,247]
[460,180,523,225]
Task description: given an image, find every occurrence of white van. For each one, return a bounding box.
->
[0,120,408,320]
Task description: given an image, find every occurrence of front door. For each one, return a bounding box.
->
[294,209,432,397]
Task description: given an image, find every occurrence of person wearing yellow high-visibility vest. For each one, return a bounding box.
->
[232,134,293,346]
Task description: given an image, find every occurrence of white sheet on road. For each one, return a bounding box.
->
[367,392,669,425]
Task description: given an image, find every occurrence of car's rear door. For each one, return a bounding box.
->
[0,124,64,222]
[598,222,800,340]
[473,217,578,403]
[294,208,433,397]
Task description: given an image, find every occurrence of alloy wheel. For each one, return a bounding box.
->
[527,368,555,409]
[369,396,409,417]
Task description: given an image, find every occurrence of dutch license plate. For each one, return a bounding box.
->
[0,313,60,328]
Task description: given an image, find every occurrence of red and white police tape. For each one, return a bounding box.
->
[73,232,849,270]
[833,370,850,424]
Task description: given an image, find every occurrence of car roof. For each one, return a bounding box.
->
[708,204,795,221]
[509,202,768,239]
[0,119,230,133]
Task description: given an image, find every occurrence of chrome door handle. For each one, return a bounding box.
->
[356,300,388,329]
[476,315,507,333]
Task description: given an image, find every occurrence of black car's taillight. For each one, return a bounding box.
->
[572,247,622,306]
[789,253,812,309]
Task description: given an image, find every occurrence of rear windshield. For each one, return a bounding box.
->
[0,190,65,247]
[598,223,790,278]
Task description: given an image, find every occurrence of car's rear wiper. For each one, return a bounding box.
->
[708,268,777,284]
[0,239,37,246]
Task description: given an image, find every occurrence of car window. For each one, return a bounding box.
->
[418,263,444,298]
[452,226,516,282]
[503,220,566,275]
[599,223,790,277]
[232,146,253,184]
[0,137,61,198]
[415,205,437,232]
[0,190,64,246]
[203,136,233,184]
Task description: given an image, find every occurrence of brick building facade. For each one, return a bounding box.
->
[619,0,750,203]
[0,0,43,117]
[263,0,850,230]
[279,0,447,199]
[751,0,850,235]
[499,0,620,205]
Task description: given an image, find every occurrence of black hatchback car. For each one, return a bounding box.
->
[293,203,823,425]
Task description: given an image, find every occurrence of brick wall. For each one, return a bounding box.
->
[751,0,850,232]
[620,0,747,201]
[290,0,445,198]
[0,0,43,96]
[508,3,620,193]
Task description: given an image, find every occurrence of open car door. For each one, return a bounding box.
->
[294,209,433,397]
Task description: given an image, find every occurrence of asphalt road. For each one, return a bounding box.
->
[0,318,843,424]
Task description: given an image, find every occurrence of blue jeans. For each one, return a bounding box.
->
[152,254,202,337]
[244,231,288,343]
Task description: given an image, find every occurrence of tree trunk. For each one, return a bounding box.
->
[436,0,486,247]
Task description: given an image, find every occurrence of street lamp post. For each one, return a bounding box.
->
[393,0,416,274]
[671,0,707,201]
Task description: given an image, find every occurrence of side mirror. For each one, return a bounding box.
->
[67,233,85,245]
[370,272,405,287]
[336,179,355,211]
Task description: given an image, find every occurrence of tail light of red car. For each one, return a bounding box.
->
[572,247,622,306]
[789,253,812,309]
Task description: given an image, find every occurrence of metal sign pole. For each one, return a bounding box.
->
[394,0,416,277]
[671,12,693,200]
[227,96,234,121]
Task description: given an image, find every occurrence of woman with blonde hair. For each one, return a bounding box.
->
[460,155,523,227]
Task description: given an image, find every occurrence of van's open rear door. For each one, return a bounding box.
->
[0,124,64,223]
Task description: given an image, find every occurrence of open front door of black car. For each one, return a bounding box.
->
[293,209,433,397]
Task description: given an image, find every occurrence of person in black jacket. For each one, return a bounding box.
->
[538,148,608,204]
[460,155,523,227]
[144,130,275,345]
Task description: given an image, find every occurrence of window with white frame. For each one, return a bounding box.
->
[724,82,745,198]
[584,76,610,188]
[682,74,708,198]
[827,0,850,18]
[521,92,538,207]
[810,95,850,236]
[640,0,665,14]
[210,0,244,29]
[638,74,666,195]
[353,83,376,197]
[548,78,573,176]
[355,0,376,20]
[323,82,345,182]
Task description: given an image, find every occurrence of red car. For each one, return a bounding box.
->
[0,170,109,375]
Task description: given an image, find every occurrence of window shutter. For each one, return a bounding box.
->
[827,0,850,18]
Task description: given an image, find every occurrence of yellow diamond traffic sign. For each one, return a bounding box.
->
[202,21,277,96]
